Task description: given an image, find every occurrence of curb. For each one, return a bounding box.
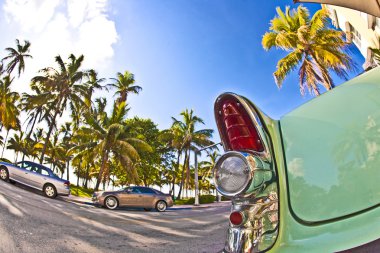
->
[59,196,94,206]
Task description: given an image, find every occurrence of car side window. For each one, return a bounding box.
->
[24,164,36,172]
[40,169,50,176]
[138,188,155,194]
[131,188,141,193]
[18,162,28,169]
[29,166,39,173]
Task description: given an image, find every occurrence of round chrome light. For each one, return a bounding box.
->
[213,152,252,196]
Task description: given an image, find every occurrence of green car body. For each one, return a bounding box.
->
[214,67,380,252]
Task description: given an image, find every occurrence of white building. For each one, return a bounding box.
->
[324,4,380,69]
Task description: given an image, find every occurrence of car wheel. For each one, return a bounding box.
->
[0,166,9,181]
[105,196,118,210]
[155,200,167,212]
[43,184,57,198]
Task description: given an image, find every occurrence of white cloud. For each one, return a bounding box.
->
[1,0,119,92]
[3,0,61,33]
[0,0,119,159]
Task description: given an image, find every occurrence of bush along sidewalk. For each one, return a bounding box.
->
[70,184,94,198]
[174,195,226,205]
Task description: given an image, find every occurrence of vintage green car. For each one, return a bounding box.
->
[213,67,380,252]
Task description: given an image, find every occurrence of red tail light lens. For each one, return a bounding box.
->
[216,96,264,152]
[64,181,70,187]
[229,211,244,226]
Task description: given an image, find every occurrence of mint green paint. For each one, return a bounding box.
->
[243,68,380,252]
[262,101,380,252]
[280,68,380,222]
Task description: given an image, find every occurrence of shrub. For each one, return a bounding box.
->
[175,195,217,205]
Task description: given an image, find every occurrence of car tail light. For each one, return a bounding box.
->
[230,211,244,226]
[215,95,264,152]
[64,181,70,187]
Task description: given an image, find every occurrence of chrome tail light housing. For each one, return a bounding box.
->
[214,151,273,198]
[214,93,279,253]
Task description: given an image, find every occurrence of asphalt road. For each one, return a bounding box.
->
[0,180,230,253]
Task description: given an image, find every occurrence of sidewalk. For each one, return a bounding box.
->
[59,194,231,210]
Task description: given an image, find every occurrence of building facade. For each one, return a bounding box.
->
[324,4,380,69]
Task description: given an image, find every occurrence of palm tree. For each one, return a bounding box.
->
[59,122,74,181]
[262,6,356,96]
[7,132,28,162]
[85,69,107,101]
[44,133,66,176]
[109,71,142,104]
[0,76,19,130]
[200,151,220,180]
[172,109,214,199]
[0,75,20,158]
[2,39,32,77]
[72,101,152,191]
[71,132,96,188]
[161,123,186,197]
[21,84,52,141]
[199,151,220,195]
[70,69,106,130]
[31,54,87,163]
[0,63,4,75]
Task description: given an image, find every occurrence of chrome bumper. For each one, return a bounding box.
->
[224,190,278,253]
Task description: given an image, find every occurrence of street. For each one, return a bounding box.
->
[0,180,230,253]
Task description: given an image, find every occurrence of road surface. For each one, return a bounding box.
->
[0,180,230,253]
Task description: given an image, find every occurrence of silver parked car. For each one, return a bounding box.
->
[0,161,70,198]
[92,186,173,212]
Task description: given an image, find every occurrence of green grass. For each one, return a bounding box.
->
[70,184,94,198]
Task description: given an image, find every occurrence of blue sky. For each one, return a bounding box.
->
[0,0,365,146]
[108,0,364,144]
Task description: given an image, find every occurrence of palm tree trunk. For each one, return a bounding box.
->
[118,92,127,104]
[1,129,10,158]
[185,149,191,198]
[14,152,19,163]
[40,107,60,163]
[66,160,70,181]
[177,149,188,199]
[76,170,80,187]
[84,165,89,188]
[26,111,40,140]
[171,151,181,198]
[94,151,109,191]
